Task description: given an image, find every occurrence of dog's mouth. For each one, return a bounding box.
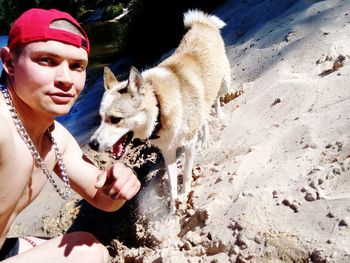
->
[111,131,133,159]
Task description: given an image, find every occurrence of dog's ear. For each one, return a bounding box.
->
[104,67,119,90]
[128,66,145,96]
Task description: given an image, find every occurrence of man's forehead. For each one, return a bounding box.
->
[22,41,88,61]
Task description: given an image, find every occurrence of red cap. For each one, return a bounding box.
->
[8,8,90,54]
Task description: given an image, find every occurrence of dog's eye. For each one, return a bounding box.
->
[110,116,122,124]
[119,87,128,94]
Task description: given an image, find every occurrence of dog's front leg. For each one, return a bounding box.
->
[163,151,178,213]
[200,121,211,149]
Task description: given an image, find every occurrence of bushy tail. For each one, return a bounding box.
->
[183,9,226,30]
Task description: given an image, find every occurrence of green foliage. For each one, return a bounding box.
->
[0,0,225,69]
[0,0,20,34]
[0,0,106,34]
[101,3,124,21]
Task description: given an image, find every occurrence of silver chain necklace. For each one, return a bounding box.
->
[1,86,72,200]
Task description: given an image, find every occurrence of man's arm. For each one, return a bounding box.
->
[53,122,140,212]
[0,115,20,216]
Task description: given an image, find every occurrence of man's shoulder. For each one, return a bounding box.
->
[52,120,73,141]
[52,120,80,152]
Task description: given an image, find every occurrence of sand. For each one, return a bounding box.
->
[9,0,350,262]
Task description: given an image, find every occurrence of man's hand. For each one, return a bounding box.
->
[95,162,140,200]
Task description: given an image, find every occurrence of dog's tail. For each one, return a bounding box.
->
[183,9,225,30]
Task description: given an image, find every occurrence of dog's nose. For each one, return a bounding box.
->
[89,139,99,151]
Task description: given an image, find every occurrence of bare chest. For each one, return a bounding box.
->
[0,135,58,240]
[1,137,57,212]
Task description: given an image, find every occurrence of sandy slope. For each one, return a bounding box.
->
[10,0,350,262]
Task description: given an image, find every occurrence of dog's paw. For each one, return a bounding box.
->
[216,108,225,119]
[198,132,212,149]
[164,213,180,225]
[199,136,212,149]
[177,194,188,205]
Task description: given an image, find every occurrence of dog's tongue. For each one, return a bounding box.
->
[112,135,128,159]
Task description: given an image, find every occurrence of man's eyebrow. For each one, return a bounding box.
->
[31,51,88,64]
[71,58,89,65]
[31,51,59,57]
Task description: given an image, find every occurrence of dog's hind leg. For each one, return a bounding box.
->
[214,97,224,119]
[215,72,231,119]
[163,151,178,213]
[182,139,197,197]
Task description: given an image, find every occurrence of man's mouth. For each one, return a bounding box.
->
[49,92,74,105]
[111,131,133,159]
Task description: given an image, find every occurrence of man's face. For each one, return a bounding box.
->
[11,40,88,117]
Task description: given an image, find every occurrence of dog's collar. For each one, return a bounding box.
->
[149,93,161,140]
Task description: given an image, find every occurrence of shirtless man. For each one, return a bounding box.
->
[0,8,141,262]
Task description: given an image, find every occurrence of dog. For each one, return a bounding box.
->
[89,9,231,213]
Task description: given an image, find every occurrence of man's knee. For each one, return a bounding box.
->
[65,232,109,262]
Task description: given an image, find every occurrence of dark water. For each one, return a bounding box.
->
[0,35,6,73]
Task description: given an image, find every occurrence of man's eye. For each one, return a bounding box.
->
[110,116,122,124]
[71,63,86,72]
[40,57,52,64]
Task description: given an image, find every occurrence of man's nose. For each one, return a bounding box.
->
[55,62,73,88]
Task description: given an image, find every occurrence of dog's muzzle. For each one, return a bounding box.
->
[89,132,133,159]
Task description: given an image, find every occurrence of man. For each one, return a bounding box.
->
[0,8,141,262]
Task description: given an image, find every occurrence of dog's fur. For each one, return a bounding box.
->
[89,10,231,212]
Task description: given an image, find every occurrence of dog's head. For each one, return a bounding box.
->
[89,66,147,158]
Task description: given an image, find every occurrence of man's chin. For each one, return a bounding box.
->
[49,105,73,117]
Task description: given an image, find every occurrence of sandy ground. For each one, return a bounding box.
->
[9,0,350,262]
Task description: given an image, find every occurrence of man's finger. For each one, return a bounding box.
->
[96,167,117,190]
[95,171,107,189]
[111,175,141,200]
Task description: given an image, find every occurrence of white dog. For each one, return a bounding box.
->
[89,9,231,212]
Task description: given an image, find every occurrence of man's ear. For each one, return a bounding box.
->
[103,67,119,91]
[1,47,14,76]
[128,66,145,97]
